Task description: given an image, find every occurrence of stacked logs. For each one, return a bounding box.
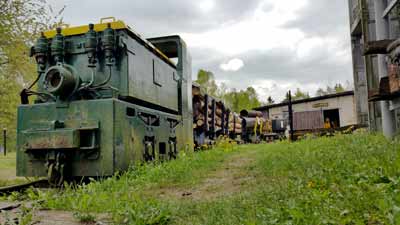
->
[193,94,226,133]
[193,83,245,145]
[193,84,228,136]
[239,110,265,143]
[239,110,272,133]
[192,94,206,130]
[240,110,263,118]
[240,110,265,132]
[214,101,226,133]
[228,112,243,135]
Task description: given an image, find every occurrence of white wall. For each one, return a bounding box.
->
[266,95,357,127]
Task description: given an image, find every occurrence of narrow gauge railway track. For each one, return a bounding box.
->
[0,179,49,195]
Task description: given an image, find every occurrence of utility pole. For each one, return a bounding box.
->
[3,128,6,156]
[288,91,294,141]
[374,0,396,138]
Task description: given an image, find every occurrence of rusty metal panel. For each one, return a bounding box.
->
[293,111,324,131]
[389,63,400,93]
[22,129,79,150]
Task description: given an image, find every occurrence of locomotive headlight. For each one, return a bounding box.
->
[43,65,78,98]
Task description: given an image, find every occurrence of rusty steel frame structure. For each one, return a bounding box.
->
[348,0,400,137]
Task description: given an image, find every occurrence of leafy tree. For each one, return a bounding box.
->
[241,87,262,110]
[222,87,261,112]
[195,69,218,96]
[195,69,261,112]
[315,83,347,96]
[326,85,334,94]
[0,0,63,150]
[223,89,240,112]
[293,88,310,100]
[334,83,345,93]
[281,88,310,103]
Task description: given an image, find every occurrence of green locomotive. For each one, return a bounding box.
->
[17,18,193,184]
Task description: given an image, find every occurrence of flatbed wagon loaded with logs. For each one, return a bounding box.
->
[240,110,287,143]
[192,83,237,148]
[240,110,265,143]
[228,112,243,142]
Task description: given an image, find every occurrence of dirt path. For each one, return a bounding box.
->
[0,202,111,225]
[156,149,260,201]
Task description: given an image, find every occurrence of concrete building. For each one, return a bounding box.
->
[348,0,400,137]
[254,91,357,131]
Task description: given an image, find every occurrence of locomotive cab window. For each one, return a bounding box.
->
[148,39,180,66]
[153,59,162,87]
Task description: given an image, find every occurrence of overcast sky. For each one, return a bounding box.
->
[48,0,352,102]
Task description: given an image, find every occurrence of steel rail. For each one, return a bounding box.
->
[0,179,49,195]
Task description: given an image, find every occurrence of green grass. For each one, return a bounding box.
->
[0,152,16,170]
[17,133,400,224]
[0,152,26,187]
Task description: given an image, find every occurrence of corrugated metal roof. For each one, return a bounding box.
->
[254,91,354,111]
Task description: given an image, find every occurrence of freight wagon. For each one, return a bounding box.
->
[192,83,242,148]
[240,110,286,143]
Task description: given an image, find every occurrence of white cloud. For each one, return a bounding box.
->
[220,58,244,71]
[181,0,308,55]
[252,79,321,102]
[296,37,324,58]
[199,0,215,12]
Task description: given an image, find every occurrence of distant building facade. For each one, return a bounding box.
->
[254,91,357,131]
[348,0,400,136]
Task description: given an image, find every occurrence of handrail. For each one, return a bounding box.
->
[100,17,116,24]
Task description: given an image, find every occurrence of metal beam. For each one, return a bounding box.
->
[363,39,395,55]
[382,0,399,18]
[350,17,362,35]
[375,0,397,138]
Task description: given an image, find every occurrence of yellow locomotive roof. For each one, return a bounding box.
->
[43,17,129,38]
[43,17,175,67]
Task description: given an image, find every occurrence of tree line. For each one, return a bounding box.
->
[195,69,262,113]
[195,69,352,112]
